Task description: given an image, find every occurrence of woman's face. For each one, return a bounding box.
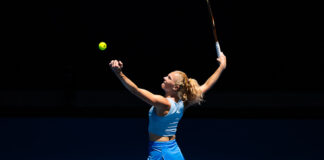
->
[161,72,180,92]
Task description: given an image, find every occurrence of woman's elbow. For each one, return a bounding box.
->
[128,86,139,94]
[200,85,209,94]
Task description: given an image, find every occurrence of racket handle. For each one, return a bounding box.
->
[215,41,222,57]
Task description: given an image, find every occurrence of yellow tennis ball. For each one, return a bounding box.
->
[98,42,107,51]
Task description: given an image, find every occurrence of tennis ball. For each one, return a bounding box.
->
[98,42,107,51]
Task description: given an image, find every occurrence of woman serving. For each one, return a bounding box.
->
[108,51,226,160]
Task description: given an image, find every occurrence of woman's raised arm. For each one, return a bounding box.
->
[109,60,169,108]
[199,53,227,94]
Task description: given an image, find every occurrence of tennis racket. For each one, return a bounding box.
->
[206,0,222,57]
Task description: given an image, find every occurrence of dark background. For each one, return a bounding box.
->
[1,0,323,91]
[1,0,323,117]
[1,1,324,159]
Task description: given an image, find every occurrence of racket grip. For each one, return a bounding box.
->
[215,41,222,57]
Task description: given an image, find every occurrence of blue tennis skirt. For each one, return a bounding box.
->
[147,139,185,160]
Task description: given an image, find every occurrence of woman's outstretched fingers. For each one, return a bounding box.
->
[109,60,123,73]
[109,60,117,69]
[113,60,117,67]
[109,60,114,68]
[118,61,123,68]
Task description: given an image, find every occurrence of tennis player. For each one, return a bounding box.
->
[109,52,226,159]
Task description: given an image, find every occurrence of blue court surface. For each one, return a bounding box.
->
[1,118,324,160]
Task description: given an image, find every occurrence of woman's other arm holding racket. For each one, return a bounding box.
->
[200,53,226,94]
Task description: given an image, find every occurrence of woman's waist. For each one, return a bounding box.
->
[149,132,176,142]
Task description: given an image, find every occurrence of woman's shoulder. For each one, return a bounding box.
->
[153,96,171,110]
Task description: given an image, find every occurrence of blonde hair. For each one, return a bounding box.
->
[173,70,204,106]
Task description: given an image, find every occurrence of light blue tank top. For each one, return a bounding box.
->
[148,98,184,137]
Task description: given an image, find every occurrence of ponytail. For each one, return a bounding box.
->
[174,71,204,106]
